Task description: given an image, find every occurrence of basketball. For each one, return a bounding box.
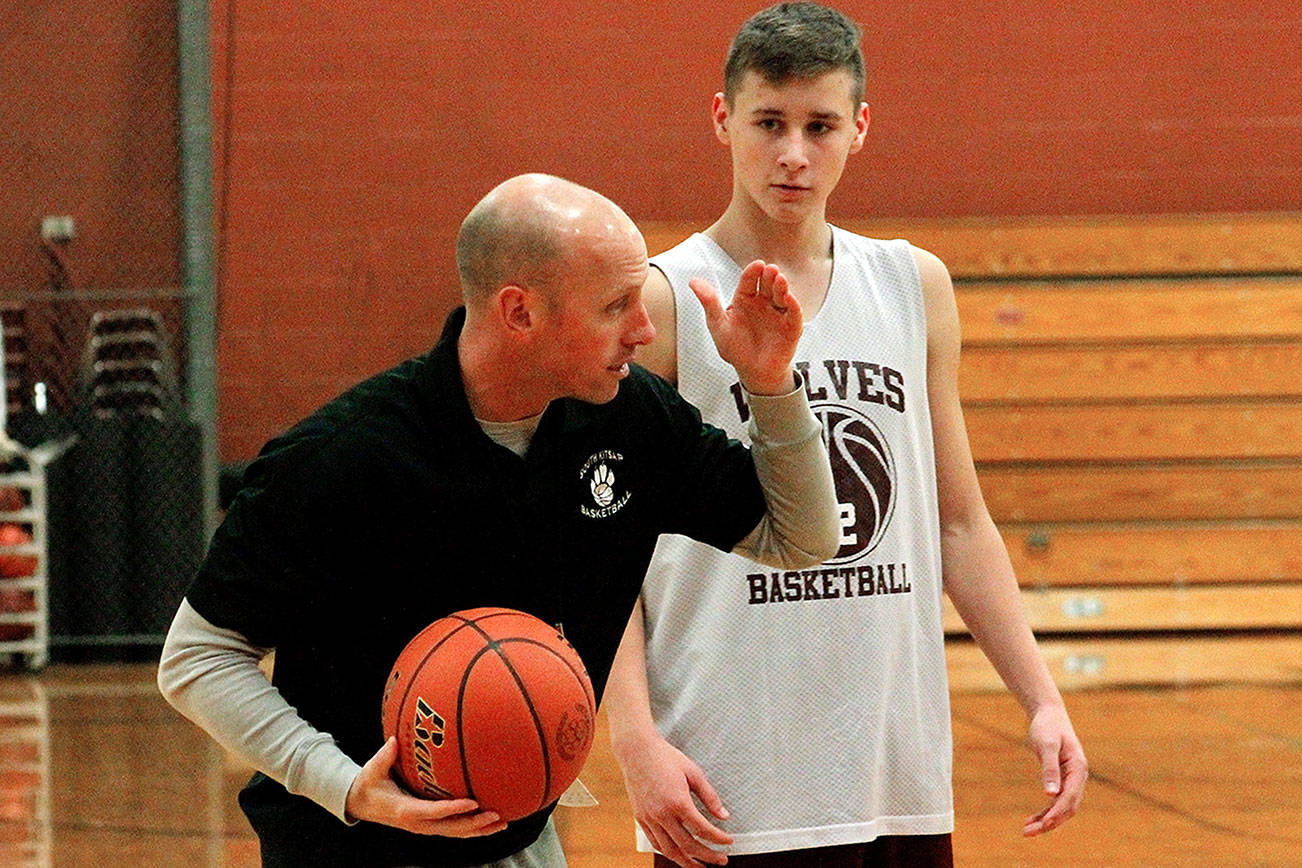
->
[0,585,34,641]
[0,487,23,513]
[0,524,36,578]
[381,607,596,821]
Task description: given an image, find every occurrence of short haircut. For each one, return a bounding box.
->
[723,2,865,106]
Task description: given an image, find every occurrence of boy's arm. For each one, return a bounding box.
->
[917,247,1088,836]
[616,267,733,865]
[606,600,733,867]
[609,263,835,867]
[636,266,678,383]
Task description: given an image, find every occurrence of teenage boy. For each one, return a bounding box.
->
[605,5,1087,866]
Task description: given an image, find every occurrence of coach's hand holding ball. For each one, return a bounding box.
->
[344,737,507,838]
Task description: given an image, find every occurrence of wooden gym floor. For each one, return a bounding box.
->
[1,663,1299,867]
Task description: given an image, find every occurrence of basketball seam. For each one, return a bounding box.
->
[393,616,475,748]
[501,637,597,715]
[393,610,520,732]
[499,638,597,767]
[457,634,552,812]
[392,614,488,798]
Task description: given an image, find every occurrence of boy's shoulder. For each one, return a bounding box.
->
[649,231,719,270]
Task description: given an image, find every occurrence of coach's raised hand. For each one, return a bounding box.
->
[690,260,803,396]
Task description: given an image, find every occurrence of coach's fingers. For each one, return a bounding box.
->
[689,277,726,331]
[379,788,507,838]
[752,262,779,303]
[393,792,505,837]
[408,796,481,819]
[768,267,796,312]
[371,734,400,772]
[734,260,767,298]
[766,268,802,338]
[392,789,506,837]
[733,263,802,350]
[344,738,402,821]
[411,804,507,838]
[346,738,507,837]
[756,262,796,315]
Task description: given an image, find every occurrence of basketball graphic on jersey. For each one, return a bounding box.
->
[812,403,896,563]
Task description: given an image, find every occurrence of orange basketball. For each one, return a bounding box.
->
[381,607,596,821]
[0,524,36,579]
[0,487,23,513]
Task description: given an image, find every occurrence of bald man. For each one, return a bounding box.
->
[158,174,839,867]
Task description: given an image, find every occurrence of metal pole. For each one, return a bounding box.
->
[177,0,219,540]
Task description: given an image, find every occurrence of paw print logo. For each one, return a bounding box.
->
[578,451,629,518]
[590,463,615,507]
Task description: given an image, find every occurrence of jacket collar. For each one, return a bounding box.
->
[419,306,590,462]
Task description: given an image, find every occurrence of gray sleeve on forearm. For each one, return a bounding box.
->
[732,379,839,567]
[156,599,361,823]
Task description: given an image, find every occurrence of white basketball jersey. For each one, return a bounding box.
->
[638,229,954,853]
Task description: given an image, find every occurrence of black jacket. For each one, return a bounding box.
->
[188,307,766,866]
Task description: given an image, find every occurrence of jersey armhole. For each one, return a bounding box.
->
[638,263,679,384]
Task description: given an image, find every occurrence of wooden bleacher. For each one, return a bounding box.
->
[641,213,1302,691]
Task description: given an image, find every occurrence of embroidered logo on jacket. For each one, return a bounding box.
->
[579,450,631,518]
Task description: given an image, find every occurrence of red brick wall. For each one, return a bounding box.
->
[1,5,180,304]
[1,1,180,294]
[203,1,1300,457]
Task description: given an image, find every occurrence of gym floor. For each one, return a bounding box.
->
[2,663,1298,867]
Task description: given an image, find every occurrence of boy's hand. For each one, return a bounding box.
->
[1022,706,1088,836]
[619,731,733,866]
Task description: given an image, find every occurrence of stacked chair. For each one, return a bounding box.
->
[78,308,181,419]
